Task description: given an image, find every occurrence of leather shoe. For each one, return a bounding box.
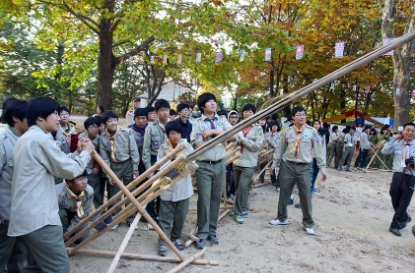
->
[195,239,206,249]
[389,227,401,236]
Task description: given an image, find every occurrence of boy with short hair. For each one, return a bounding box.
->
[55,106,76,154]
[130,108,148,184]
[8,96,94,273]
[176,103,192,143]
[146,106,157,124]
[190,92,233,249]
[156,121,194,256]
[99,111,140,228]
[337,127,357,172]
[0,99,28,273]
[233,104,264,224]
[78,117,103,208]
[56,170,93,244]
[142,99,171,225]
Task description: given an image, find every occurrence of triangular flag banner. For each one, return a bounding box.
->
[163,55,167,63]
[383,38,395,56]
[215,51,223,63]
[396,88,401,97]
[240,50,245,61]
[296,45,304,60]
[150,56,154,64]
[412,89,415,97]
[196,53,201,63]
[265,48,271,61]
[353,85,357,91]
[138,56,143,64]
[119,56,124,64]
[177,54,182,64]
[366,86,371,93]
[129,57,133,65]
[335,42,345,58]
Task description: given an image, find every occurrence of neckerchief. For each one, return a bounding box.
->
[65,184,85,219]
[61,124,76,144]
[240,125,253,154]
[205,117,216,129]
[131,123,147,136]
[107,126,121,162]
[294,124,306,157]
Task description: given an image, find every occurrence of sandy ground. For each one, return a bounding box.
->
[67,167,415,273]
[68,116,415,272]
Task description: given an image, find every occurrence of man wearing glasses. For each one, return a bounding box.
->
[269,106,327,235]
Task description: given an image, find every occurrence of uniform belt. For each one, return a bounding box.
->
[198,159,224,164]
[287,160,309,165]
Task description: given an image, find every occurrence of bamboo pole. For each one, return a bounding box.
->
[68,151,187,261]
[107,213,142,273]
[253,181,272,188]
[66,248,218,266]
[166,248,207,273]
[252,161,272,182]
[69,163,198,256]
[184,30,415,162]
[218,209,231,221]
[184,223,198,247]
[65,154,187,246]
[64,144,185,238]
[363,145,389,172]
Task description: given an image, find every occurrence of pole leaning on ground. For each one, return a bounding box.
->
[186,30,415,162]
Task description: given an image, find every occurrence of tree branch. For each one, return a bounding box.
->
[60,1,100,34]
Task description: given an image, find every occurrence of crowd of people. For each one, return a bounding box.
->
[0,94,414,272]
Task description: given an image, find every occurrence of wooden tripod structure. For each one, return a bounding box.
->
[66,30,415,272]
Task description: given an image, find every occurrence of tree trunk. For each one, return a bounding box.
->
[97,18,115,111]
[269,69,275,98]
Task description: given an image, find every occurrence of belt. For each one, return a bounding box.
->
[287,160,309,165]
[197,159,224,164]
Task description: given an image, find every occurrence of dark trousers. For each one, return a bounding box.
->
[20,225,70,273]
[87,173,105,209]
[145,155,160,223]
[259,162,276,184]
[311,159,320,189]
[275,160,285,188]
[158,198,190,246]
[226,163,235,196]
[58,209,90,243]
[354,149,369,169]
[0,222,27,273]
[390,172,415,229]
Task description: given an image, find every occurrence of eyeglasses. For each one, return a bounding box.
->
[59,112,69,117]
[294,113,306,117]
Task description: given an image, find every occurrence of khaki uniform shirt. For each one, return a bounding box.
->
[234,123,264,167]
[130,126,146,160]
[359,131,370,150]
[78,131,100,174]
[329,132,339,144]
[142,120,167,170]
[56,182,94,232]
[55,123,76,154]
[382,138,415,174]
[190,113,232,161]
[125,109,135,126]
[157,140,194,202]
[8,125,91,236]
[265,131,280,150]
[344,133,357,148]
[99,127,140,173]
[273,125,326,173]
[0,128,19,220]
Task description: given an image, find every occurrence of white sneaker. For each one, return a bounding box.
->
[269,219,289,225]
[111,224,119,230]
[304,227,315,235]
[147,223,155,230]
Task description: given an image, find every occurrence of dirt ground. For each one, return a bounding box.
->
[67,167,415,273]
[68,116,415,272]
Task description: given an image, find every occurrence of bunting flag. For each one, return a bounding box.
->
[196,53,201,63]
[265,48,271,61]
[177,54,182,64]
[396,88,401,97]
[413,89,415,97]
[366,86,371,93]
[296,45,304,60]
[138,56,143,64]
[240,50,245,61]
[353,85,357,91]
[150,56,154,64]
[163,55,167,63]
[335,42,345,58]
[215,51,223,63]
[129,57,133,65]
[383,38,395,56]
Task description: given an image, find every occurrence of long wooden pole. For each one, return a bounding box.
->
[69,151,186,261]
[166,248,207,273]
[64,144,185,238]
[185,30,415,162]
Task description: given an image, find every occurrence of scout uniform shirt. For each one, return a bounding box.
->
[0,127,18,221]
[190,113,232,161]
[329,131,339,144]
[265,130,281,150]
[8,125,91,236]
[78,131,100,175]
[142,120,167,170]
[234,123,265,167]
[382,138,415,175]
[56,182,94,232]
[273,125,326,172]
[125,109,135,126]
[130,124,146,157]
[359,131,371,150]
[99,126,140,175]
[55,123,77,154]
[344,133,357,148]
[157,140,194,202]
